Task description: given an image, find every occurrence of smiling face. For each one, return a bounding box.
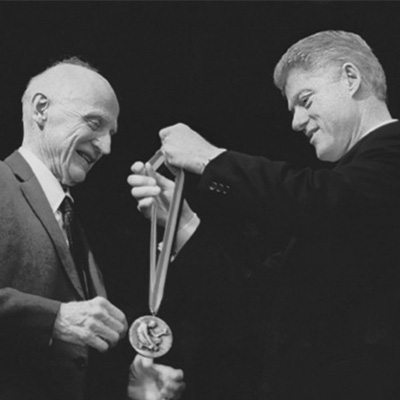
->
[34,66,119,186]
[285,65,361,162]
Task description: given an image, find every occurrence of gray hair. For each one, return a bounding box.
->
[273,30,387,102]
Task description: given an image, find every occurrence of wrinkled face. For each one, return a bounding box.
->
[40,77,119,186]
[285,66,359,162]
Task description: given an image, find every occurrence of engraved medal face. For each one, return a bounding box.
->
[129,315,173,358]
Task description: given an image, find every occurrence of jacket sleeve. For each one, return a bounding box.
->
[0,287,61,352]
[197,134,400,236]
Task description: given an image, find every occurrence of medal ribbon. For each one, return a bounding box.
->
[147,149,185,315]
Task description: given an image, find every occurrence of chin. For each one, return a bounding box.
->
[67,167,88,186]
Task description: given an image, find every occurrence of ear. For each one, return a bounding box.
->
[342,62,362,96]
[31,93,49,129]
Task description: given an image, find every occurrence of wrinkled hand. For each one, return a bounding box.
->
[53,296,128,352]
[159,123,226,175]
[127,354,185,400]
[127,161,195,228]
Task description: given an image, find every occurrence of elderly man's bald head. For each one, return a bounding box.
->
[22,59,118,121]
[21,58,120,186]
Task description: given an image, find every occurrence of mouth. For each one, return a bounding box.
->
[76,150,96,165]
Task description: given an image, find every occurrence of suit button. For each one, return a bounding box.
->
[73,357,87,370]
[209,181,218,191]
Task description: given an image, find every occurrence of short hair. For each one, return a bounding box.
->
[49,56,99,73]
[21,56,98,105]
[273,30,387,102]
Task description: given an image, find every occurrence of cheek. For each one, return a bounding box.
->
[317,131,335,153]
[64,129,92,158]
[58,138,83,176]
[317,101,346,136]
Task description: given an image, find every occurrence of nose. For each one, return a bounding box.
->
[94,132,112,155]
[292,107,308,132]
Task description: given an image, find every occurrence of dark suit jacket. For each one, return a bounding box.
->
[194,121,400,399]
[156,218,256,400]
[0,151,118,400]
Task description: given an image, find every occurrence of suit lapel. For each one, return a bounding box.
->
[5,151,87,300]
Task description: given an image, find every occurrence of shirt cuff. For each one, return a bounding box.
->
[175,212,201,255]
[158,213,201,261]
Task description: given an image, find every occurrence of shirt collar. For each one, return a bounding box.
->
[363,118,398,137]
[18,146,69,213]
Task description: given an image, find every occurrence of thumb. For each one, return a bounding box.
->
[145,163,174,191]
[133,354,154,373]
[152,363,184,382]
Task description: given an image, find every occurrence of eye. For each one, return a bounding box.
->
[300,94,312,109]
[87,117,102,131]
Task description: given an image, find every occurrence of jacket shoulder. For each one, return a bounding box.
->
[0,158,24,204]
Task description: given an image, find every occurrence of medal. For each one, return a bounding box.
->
[129,315,173,358]
[129,150,185,358]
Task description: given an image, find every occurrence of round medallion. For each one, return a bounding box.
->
[129,315,173,358]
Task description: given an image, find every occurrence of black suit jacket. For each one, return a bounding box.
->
[0,151,121,400]
[194,121,400,399]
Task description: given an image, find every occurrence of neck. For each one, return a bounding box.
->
[357,99,392,141]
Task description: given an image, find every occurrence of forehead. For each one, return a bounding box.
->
[75,86,119,119]
[64,74,120,128]
[38,65,117,113]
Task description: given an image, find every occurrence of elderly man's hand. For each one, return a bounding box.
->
[127,354,185,400]
[128,162,175,226]
[159,123,226,175]
[53,296,128,352]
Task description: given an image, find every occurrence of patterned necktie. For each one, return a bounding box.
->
[60,196,90,298]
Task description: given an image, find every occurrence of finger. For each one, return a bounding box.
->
[85,313,125,346]
[86,332,111,353]
[144,163,175,189]
[130,186,161,200]
[159,126,172,141]
[145,163,170,188]
[100,314,127,337]
[154,173,175,191]
[145,163,158,181]
[130,161,146,173]
[96,325,122,347]
[137,197,156,211]
[154,364,184,382]
[91,297,127,324]
[127,174,157,188]
[88,298,128,338]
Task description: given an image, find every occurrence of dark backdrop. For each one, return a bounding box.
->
[1,1,400,308]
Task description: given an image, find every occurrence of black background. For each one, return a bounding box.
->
[1,1,400,307]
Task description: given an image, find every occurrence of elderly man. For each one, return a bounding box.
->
[0,59,184,400]
[129,31,400,399]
